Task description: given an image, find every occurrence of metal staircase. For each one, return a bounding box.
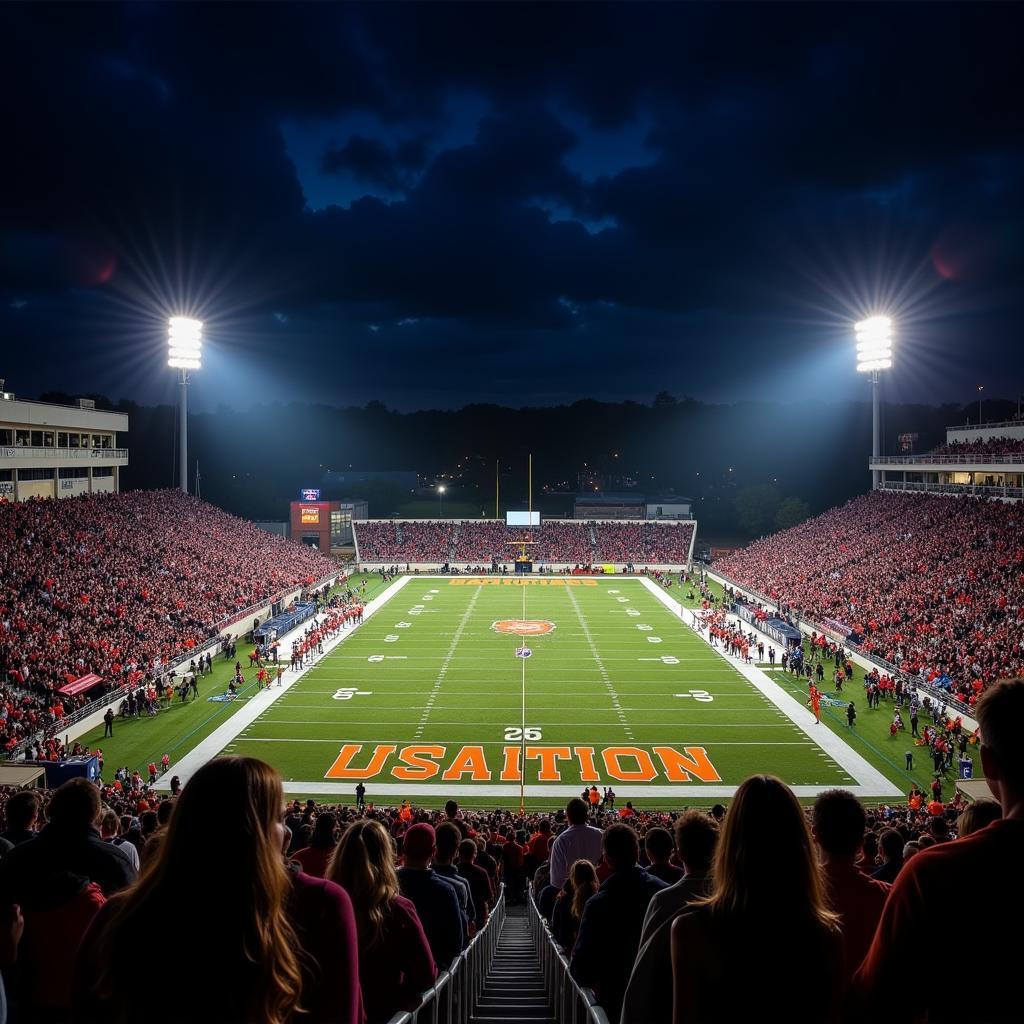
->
[470,907,555,1024]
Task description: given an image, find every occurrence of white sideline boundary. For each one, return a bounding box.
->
[154,574,414,789]
[159,574,901,799]
[636,577,901,798]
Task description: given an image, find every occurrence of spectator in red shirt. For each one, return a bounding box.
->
[74,756,362,1024]
[327,819,436,1024]
[856,679,1024,1023]
[292,812,338,878]
[810,789,891,987]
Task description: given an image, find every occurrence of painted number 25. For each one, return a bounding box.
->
[504,727,542,741]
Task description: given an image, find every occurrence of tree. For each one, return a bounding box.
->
[734,485,781,537]
[774,496,810,532]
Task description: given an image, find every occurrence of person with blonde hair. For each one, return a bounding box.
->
[671,776,843,1023]
[328,818,436,1024]
[551,858,598,950]
[73,757,362,1024]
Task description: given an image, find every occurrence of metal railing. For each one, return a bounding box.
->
[385,884,506,1024]
[948,419,1024,431]
[706,566,976,719]
[0,446,128,461]
[869,453,1024,465]
[528,891,611,1024]
[878,480,1024,499]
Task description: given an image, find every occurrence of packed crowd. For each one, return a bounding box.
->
[926,436,1024,457]
[0,676,1019,1024]
[354,519,695,566]
[715,492,1024,705]
[594,521,695,563]
[0,492,337,753]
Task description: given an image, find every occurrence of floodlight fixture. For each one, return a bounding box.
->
[169,316,203,494]
[855,315,893,373]
[855,315,894,491]
[167,317,203,369]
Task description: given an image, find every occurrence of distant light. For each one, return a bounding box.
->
[168,317,203,369]
[855,315,893,373]
[438,485,446,494]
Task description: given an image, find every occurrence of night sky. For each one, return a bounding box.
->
[2,2,1022,412]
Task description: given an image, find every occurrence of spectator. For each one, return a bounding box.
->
[621,810,719,1024]
[0,791,40,847]
[292,812,338,878]
[956,797,1002,837]
[551,859,598,951]
[98,807,140,874]
[549,798,603,889]
[432,822,475,934]
[0,778,135,1019]
[396,823,465,969]
[327,819,436,1024]
[856,679,1024,1023]
[670,776,843,1023]
[73,757,362,1024]
[643,827,683,885]
[570,824,667,1021]
[457,838,493,931]
[871,828,905,884]
[811,789,891,986]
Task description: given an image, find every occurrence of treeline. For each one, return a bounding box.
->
[37,390,1021,538]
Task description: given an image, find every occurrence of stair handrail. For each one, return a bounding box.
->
[385,882,506,1024]
[528,890,612,1024]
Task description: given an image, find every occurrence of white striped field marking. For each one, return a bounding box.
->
[565,583,634,741]
[413,585,482,739]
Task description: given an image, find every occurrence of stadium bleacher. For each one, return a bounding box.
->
[0,491,338,752]
[354,519,695,566]
[714,491,1023,705]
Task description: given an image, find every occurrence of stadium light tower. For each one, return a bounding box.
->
[855,316,893,491]
[167,317,203,494]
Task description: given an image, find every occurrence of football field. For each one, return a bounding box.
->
[187,577,899,805]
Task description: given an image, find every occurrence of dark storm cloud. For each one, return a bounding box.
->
[0,1,1021,408]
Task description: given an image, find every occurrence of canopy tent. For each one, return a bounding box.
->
[58,673,104,697]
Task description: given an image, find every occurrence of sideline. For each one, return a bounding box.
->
[155,575,413,788]
[637,576,901,798]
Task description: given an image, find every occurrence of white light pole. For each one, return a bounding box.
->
[977,385,984,425]
[855,316,893,491]
[438,484,446,517]
[167,317,203,494]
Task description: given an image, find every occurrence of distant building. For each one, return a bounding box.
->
[0,387,128,502]
[871,419,1024,502]
[574,492,692,519]
[289,498,368,551]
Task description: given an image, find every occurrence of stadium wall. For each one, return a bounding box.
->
[702,566,978,730]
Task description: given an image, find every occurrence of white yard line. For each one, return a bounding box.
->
[412,586,482,739]
[155,574,413,789]
[637,577,901,797]
[565,583,634,741]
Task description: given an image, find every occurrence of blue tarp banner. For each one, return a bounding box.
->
[733,603,803,647]
[255,601,317,642]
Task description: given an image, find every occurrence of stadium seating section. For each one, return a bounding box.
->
[354,518,695,565]
[0,491,337,750]
[715,491,1023,704]
[925,436,1024,456]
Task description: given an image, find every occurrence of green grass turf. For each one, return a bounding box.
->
[80,571,973,810]
[76,573,391,775]
[218,577,858,806]
[672,577,975,799]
